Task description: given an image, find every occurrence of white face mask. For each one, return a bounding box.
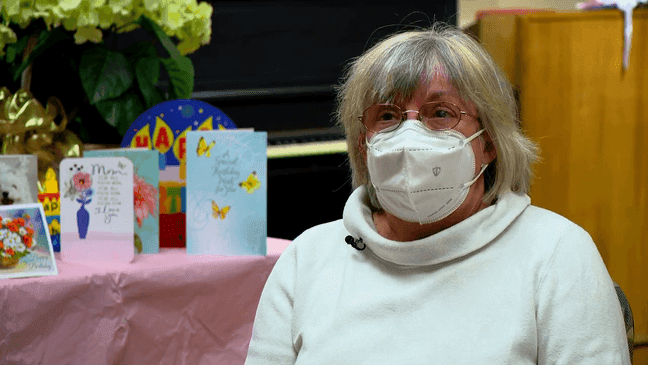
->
[366,120,488,224]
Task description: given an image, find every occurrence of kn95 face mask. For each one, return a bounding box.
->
[366,120,488,224]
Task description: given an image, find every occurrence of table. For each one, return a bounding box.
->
[0,238,291,365]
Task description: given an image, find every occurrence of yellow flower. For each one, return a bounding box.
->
[196,2,211,20]
[0,24,17,57]
[109,0,134,15]
[97,6,115,28]
[0,0,213,55]
[89,0,106,7]
[59,0,83,12]
[162,3,182,30]
[144,0,159,11]
[5,0,20,17]
[78,8,100,28]
[63,17,78,31]
[74,25,103,44]
[177,37,199,55]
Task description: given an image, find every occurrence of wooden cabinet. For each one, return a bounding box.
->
[471,9,648,345]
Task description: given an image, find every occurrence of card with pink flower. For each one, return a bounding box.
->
[59,157,135,264]
[0,203,58,279]
[85,148,160,254]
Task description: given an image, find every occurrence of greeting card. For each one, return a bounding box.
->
[37,167,61,252]
[0,154,38,205]
[85,148,160,254]
[0,203,58,279]
[59,157,135,263]
[120,99,237,248]
[185,130,267,256]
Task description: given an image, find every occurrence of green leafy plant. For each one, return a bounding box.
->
[0,0,212,138]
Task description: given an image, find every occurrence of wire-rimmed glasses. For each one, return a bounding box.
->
[358,101,475,134]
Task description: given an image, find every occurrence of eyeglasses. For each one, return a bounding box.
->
[358,101,475,134]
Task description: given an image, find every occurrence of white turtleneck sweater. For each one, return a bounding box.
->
[245,186,630,364]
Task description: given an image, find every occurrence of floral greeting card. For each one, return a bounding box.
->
[59,157,135,264]
[0,203,58,279]
[185,130,267,256]
[85,148,160,254]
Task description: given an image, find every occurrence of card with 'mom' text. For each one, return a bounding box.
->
[59,157,134,264]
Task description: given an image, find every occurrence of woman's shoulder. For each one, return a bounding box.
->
[519,204,590,236]
[296,219,347,239]
[512,203,597,259]
[282,219,349,256]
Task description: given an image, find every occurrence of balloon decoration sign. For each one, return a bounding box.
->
[121,99,237,247]
[121,99,236,168]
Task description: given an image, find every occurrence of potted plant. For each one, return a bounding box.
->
[0,0,213,144]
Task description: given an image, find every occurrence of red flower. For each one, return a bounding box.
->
[5,248,14,256]
[6,222,18,232]
[73,172,92,191]
[25,227,34,236]
[0,241,3,249]
[133,174,157,228]
[23,235,32,248]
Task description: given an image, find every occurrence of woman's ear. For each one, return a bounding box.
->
[482,131,497,164]
[357,133,367,163]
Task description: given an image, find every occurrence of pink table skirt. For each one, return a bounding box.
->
[0,238,292,365]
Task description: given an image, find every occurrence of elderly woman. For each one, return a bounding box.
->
[245,24,630,364]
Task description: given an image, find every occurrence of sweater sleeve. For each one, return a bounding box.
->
[244,241,298,365]
[536,223,631,364]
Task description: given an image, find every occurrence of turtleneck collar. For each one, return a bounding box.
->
[342,185,531,266]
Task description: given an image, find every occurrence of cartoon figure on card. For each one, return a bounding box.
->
[239,171,261,194]
[49,219,61,236]
[0,155,37,205]
[42,167,59,194]
[63,164,93,239]
[212,201,230,220]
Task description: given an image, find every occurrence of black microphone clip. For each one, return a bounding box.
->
[345,235,366,251]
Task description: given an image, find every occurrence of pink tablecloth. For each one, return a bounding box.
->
[0,238,292,365]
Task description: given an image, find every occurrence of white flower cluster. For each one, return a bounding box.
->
[0,217,33,258]
[0,0,213,56]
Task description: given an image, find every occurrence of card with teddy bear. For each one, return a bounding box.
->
[0,155,39,206]
[59,157,135,264]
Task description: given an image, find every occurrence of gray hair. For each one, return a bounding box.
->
[335,23,540,206]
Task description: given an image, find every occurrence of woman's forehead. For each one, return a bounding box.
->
[420,72,457,95]
[390,71,460,103]
[419,64,449,86]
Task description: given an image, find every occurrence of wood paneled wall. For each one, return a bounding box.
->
[473,9,648,345]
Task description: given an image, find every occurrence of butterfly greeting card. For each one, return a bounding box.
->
[185,130,267,256]
[59,157,135,264]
